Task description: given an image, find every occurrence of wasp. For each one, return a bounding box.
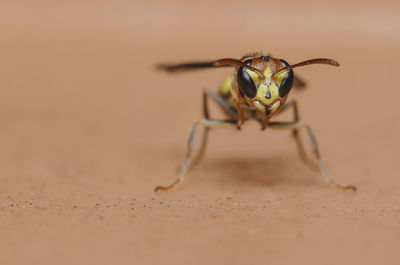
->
[155,52,356,192]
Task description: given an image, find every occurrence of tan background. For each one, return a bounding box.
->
[1,1,400,264]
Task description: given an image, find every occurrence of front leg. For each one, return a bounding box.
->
[234,102,245,130]
[154,118,237,192]
[231,81,245,130]
[268,121,356,191]
[261,116,272,130]
[188,89,238,171]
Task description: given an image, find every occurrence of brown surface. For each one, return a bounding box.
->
[1,1,400,265]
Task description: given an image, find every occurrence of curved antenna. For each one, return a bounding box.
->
[214,59,265,79]
[157,58,265,79]
[272,58,340,80]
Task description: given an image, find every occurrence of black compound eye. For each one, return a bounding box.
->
[237,59,257,98]
[278,59,294,98]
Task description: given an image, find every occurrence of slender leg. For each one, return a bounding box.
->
[277,99,299,135]
[155,88,238,192]
[154,118,237,191]
[268,121,356,191]
[186,91,211,172]
[276,100,312,167]
[188,91,210,170]
[234,101,245,130]
[231,83,245,130]
[204,88,237,118]
[188,89,238,171]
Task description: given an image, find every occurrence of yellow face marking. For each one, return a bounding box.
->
[247,67,271,84]
[273,70,288,84]
[219,63,290,116]
[243,66,287,115]
[252,100,266,112]
[269,100,281,113]
[256,83,280,105]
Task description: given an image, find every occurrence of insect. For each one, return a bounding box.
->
[155,52,356,192]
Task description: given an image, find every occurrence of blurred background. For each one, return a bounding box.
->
[0,1,399,265]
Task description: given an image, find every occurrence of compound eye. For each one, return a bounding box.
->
[237,60,257,98]
[278,59,294,98]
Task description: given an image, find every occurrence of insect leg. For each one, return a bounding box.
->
[277,99,299,135]
[268,121,356,191]
[204,88,237,118]
[154,118,237,192]
[190,91,212,169]
[189,89,237,171]
[276,100,313,165]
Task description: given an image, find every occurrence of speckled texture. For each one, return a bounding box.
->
[0,1,400,265]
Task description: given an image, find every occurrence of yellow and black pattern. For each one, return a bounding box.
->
[155,53,356,192]
[218,56,293,121]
